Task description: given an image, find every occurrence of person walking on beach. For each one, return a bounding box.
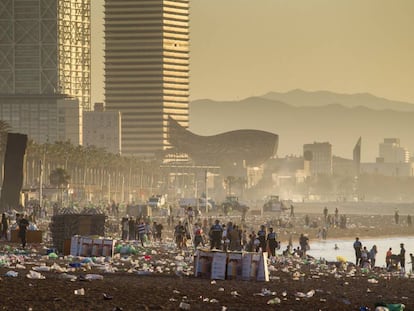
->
[369,245,378,268]
[334,208,339,227]
[323,207,328,222]
[353,237,362,266]
[394,209,399,224]
[137,219,146,247]
[360,246,369,268]
[1,213,8,240]
[193,222,204,248]
[266,227,278,257]
[304,214,310,227]
[209,219,223,250]
[400,243,406,274]
[299,233,309,257]
[18,214,29,249]
[174,220,186,249]
[386,248,393,270]
[257,225,267,252]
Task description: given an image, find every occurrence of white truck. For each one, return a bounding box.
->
[147,195,166,209]
[179,197,212,212]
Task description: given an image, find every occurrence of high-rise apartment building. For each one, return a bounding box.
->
[104,0,189,157]
[0,0,91,110]
[378,138,410,163]
[303,142,333,175]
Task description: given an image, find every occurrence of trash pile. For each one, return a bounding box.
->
[0,239,410,310]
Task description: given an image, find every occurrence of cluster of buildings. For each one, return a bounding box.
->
[0,1,413,202]
[268,138,414,189]
[0,0,189,157]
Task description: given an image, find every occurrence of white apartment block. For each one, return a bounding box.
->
[83,103,121,154]
[0,95,82,145]
[379,138,410,163]
[303,142,333,175]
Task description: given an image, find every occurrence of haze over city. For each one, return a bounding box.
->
[91,0,414,104]
[1,2,414,309]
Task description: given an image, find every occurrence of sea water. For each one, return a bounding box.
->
[288,236,414,266]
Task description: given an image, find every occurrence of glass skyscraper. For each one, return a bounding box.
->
[0,0,91,110]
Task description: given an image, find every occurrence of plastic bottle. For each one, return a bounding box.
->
[267,298,281,305]
[74,288,85,295]
[179,301,190,310]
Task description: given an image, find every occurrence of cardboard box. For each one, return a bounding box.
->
[195,250,269,282]
[257,252,270,282]
[241,252,253,281]
[80,237,93,257]
[63,239,71,256]
[11,230,42,243]
[250,253,261,280]
[91,238,103,257]
[102,239,115,257]
[226,252,243,280]
[70,236,81,256]
[195,250,214,278]
[211,252,227,280]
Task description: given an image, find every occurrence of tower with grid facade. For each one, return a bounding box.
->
[104,0,189,157]
[0,0,91,110]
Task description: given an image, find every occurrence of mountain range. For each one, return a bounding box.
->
[189,90,414,162]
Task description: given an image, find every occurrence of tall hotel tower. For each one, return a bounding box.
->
[0,0,91,110]
[104,0,189,157]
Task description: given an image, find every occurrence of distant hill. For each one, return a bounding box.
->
[189,94,414,162]
[261,89,414,112]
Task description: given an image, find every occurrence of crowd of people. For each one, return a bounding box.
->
[353,237,411,273]
[1,199,413,277]
[120,216,164,247]
[0,212,30,248]
[167,207,314,261]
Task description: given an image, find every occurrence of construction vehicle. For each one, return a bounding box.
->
[262,195,290,212]
[220,196,249,215]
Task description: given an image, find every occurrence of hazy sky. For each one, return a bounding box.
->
[91,0,414,104]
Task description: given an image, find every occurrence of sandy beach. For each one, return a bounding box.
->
[0,202,412,310]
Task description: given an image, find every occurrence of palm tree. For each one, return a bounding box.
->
[50,168,71,206]
[224,176,236,196]
[0,120,11,186]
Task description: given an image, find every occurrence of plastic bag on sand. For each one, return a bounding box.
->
[5,270,18,277]
[60,273,77,281]
[51,263,66,273]
[385,304,405,311]
[33,265,51,272]
[336,256,347,263]
[267,298,281,305]
[254,288,276,296]
[375,304,405,311]
[85,274,104,280]
[48,252,58,259]
[26,270,45,279]
[179,302,190,310]
[295,289,315,298]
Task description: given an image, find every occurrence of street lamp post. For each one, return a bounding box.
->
[194,179,199,211]
[108,173,111,203]
[39,160,43,208]
[205,169,208,214]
